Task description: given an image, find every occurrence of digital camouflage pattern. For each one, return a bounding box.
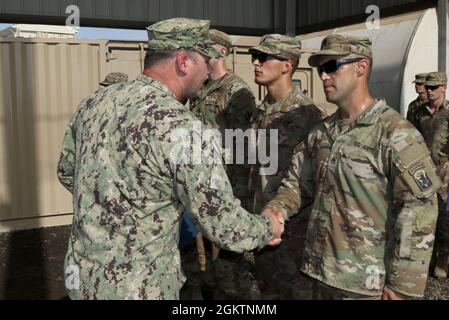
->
[147,18,223,59]
[249,86,327,299]
[57,74,274,300]
[266,100,440,297]
[249,34,302,59]
[308,34,372,67]
[100,72,129,86]
[410,98,449,256]
[188,72,259,299]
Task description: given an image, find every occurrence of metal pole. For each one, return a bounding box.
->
[438,0,449,73]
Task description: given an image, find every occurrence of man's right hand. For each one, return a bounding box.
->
[261,208,285,246]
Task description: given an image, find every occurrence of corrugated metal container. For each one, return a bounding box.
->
[0,38,106,231]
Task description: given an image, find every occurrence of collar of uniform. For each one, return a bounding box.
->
[259,86,301,114]
[136,74,177,100]
[201,72,234,97]
[323,99,385,130]
[423,99,449,114]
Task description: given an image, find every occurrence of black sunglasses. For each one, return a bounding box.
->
[251,52,288,63]
[425,85,441,91]
[317,58,363,75]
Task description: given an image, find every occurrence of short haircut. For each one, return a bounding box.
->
[289,55,300,76]
[144,50,177,69]
[144,50,200,70]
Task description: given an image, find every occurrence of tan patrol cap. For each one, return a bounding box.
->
[308,34,372,67]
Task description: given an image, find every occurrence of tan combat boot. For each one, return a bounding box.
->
[434,254,449,279]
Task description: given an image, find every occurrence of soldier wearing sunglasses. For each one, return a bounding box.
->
[409,71,449,279]
[262,34,439,299]
[248,34,327,299]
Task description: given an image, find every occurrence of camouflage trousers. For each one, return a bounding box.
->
[308,276,381,300]
[436,188,449,256]
[180,239,260,300]
[255,208,312,299]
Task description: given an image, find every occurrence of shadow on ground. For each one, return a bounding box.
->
[0,225,71,300]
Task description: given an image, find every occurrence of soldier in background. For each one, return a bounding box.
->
[99,72,129,87]
[263,34,439,299]
[410,72,449,279]
[248,34,327,299]
[184,29,259,300]
[406,73,427,123]
[57,17,284,300]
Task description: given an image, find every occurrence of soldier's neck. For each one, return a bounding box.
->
[429,96,445,111]
[209,62,228,81]
[338,86,375,120]
[266,79,294,104]
[143,69,185,104]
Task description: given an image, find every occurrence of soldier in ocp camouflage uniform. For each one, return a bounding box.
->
[263,34,440,299]
[248,34,327,299]
[57,17,284,300]
[409,71,449,279]
[406,73,428,123]
[183,29,259,299]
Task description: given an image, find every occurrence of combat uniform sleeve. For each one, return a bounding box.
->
[57,115,78,193]
[385,128,440,297]
[225,88,257,130]
[263,141,314,221]
[166,128,273,253]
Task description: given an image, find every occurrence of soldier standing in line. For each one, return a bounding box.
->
[248,34,327,299]
[57,18,284,300]
[406,73,428,123]
[182,29,259,300]
[263,34,439,299]
[409,71,449,279]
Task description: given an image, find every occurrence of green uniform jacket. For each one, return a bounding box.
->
[406,96,427,124]
[190,72,257,209]
[57,75,272,299]
[250,86,327,214]
[266,100,440,297]
[410,100,449,165]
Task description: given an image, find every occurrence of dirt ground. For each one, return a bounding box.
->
[0,225,448,300]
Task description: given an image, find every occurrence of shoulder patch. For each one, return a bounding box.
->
[410,162,434,191]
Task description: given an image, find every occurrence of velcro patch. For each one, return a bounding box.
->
[410,163,433,191]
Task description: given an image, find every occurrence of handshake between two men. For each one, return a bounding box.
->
[262,208,285,246]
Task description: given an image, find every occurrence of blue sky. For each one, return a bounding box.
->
[0,23,147,41]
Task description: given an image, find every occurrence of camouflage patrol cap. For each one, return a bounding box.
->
[99,72,128,86]
[209,29,233,53]
[425,71,447,86]
[308,34,372,67]
[249,34,302,59]
[147,18,223,59]
[412,73,427,84]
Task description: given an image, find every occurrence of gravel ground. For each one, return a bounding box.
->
[1,225,448,300]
